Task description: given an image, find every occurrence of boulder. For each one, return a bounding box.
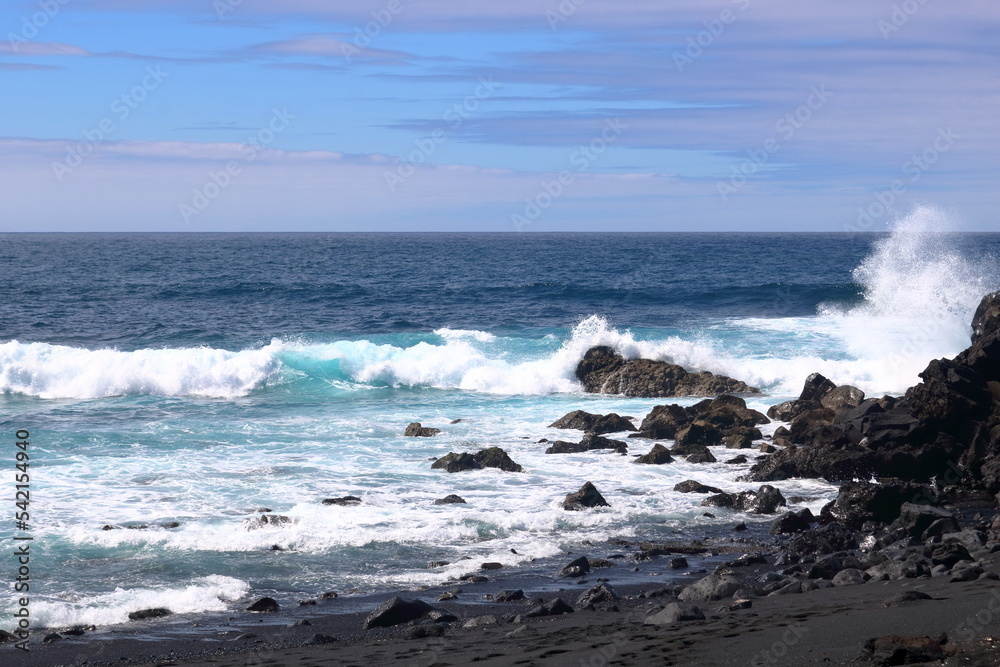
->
[431,452,481,473]
[557,556,591,578]
[546,435,627,455]
[678,574,742,601]
[576,583,619,610]
[673,480,724,494]
[787,522,858,556]
[824,481,933,529]
[831,568,867,586]
[770,508,815,535]
[636,404,690,439]
[563,482,610,510]
[685,446,717,464]
[548,410,636,434]
[575,346,760,398]
[363,597,434,629]
[524,598,574,617]
[821,385,866,411]
[882,591,934,606]
[246,597,279,613]
[672,421,723,451]
[635,444,674,464]
[799,373,837,402]
[473,447,523,472]
[128,608,173,621]
[404,423,441,437]
[495,589,525,602]
[644,602,705,625]
[891,503,958,539]
[766,399,823,422]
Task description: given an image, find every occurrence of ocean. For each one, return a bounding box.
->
[2,210,999,632]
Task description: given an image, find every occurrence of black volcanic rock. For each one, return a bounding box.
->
[635,443,674,464]
[473,447,523,472]
[548,410,636,435]
[575,346,759,398]
[563,482,610,510]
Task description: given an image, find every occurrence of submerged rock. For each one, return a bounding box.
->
[246,597,279,613]
[548,410,636,434]
[322,496,361,506]
[128,608,173,621]
[244,514,295,531]
[433,494,467,505]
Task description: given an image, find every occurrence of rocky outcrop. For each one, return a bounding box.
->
[546,434,627,455]
[750,292,1000,487]
[575,346,760,398]
[548,410,636,435]
[700,485,786,514]
[363,597,435,629]
[431,447,523,473]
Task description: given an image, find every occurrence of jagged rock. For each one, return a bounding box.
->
[674,480,724,494]
[929,543,973,568]
[723,432,756,449]
[129,608,173,621]
[644,602,705,624]
[563,482,610,510]
[789,408,836,443]
[322,496,361,506]
[363,597,434,629]
[575,346,760,398]
[431,452,481,472]
[799,373,837,402]
[246,597,279,613]
[433,494,467,505]
[547,434,627,455]
[635,444,674,464]
[548,410,636,434]
[725,454,748,464]
[702,493,736,509]
[404,423,441,437]
[473,447,523,472]
[577,583,619,610]
[558,556,591,577]
[808,554,862,580]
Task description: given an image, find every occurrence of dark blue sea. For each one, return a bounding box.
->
[2,216,998,630]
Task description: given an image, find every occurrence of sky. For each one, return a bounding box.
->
[0,0,997,232]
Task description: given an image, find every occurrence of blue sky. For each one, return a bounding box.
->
[0,0,997,231]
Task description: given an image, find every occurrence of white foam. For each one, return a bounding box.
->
[433,328,497,342]
[5,576,249,631]
[0,340,281,399]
